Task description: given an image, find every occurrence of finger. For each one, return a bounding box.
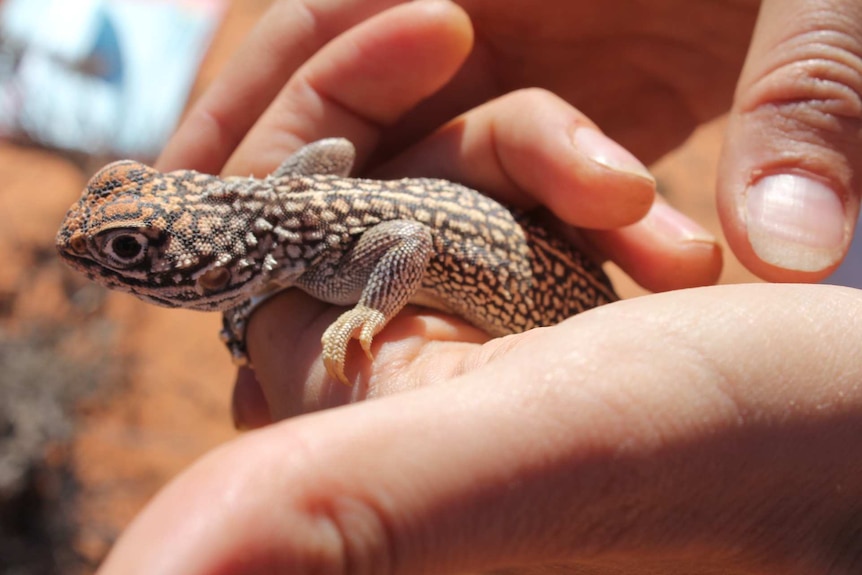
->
[157,0,402,173]
[98,284,862,575]
[374,88,721,289]
[587,198,723,292]
[245,289,489,420]
[220,1,473,177]
[376,88,657,228]
[717,0,862,282]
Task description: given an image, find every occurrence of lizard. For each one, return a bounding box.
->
[55,138,618,384]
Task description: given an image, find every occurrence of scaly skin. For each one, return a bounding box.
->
[56,138,617,383]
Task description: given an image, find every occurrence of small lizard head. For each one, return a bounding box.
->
[56,160,268,311]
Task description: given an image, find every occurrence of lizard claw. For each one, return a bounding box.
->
[320,305,387,385]
[359,321,377,361]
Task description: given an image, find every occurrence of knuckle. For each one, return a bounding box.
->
[742,30,862,130]
[223,432,398,574]
[313,493,396,575]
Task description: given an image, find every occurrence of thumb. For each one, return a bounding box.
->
[717,0,862,282]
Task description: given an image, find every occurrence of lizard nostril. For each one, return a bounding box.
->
[70,235,87,254]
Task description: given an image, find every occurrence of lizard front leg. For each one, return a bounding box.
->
[220,292,282,367]
[300,220,434,385]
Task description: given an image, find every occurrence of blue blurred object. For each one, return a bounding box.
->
[89,6,124,85]
[824,215,862,288]
[0,0,224,160]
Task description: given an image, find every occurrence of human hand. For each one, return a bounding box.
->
[159,0,862,283]
[120,4,862,571]
[97,283,862,574]
[159,0,726,412]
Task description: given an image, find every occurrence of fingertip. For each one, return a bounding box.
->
[592,201,723,292]
[484,89,656,228]
[717,121,856,282]
[310,0,474,124]
[222,0,474,177]
[418,0,474,46]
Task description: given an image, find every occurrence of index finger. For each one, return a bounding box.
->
[157,0,402,173]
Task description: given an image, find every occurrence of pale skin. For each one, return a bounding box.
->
[99,1,862,573]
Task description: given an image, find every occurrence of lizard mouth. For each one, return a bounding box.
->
[56,251,186,308]
[60,253,244,312]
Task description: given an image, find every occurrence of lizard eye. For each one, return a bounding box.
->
[99,230,149,266]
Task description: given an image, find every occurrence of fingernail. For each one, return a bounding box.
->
[573,127,655,182]
[646,201,716,244]
[231,367,274,431]
[746,174,847,272]
[231,396,249,431]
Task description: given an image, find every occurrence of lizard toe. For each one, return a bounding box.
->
[321,305,388,385]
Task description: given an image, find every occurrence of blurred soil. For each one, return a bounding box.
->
[0,1,758,573]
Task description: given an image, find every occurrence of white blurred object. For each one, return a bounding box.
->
[0,0,224,159]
